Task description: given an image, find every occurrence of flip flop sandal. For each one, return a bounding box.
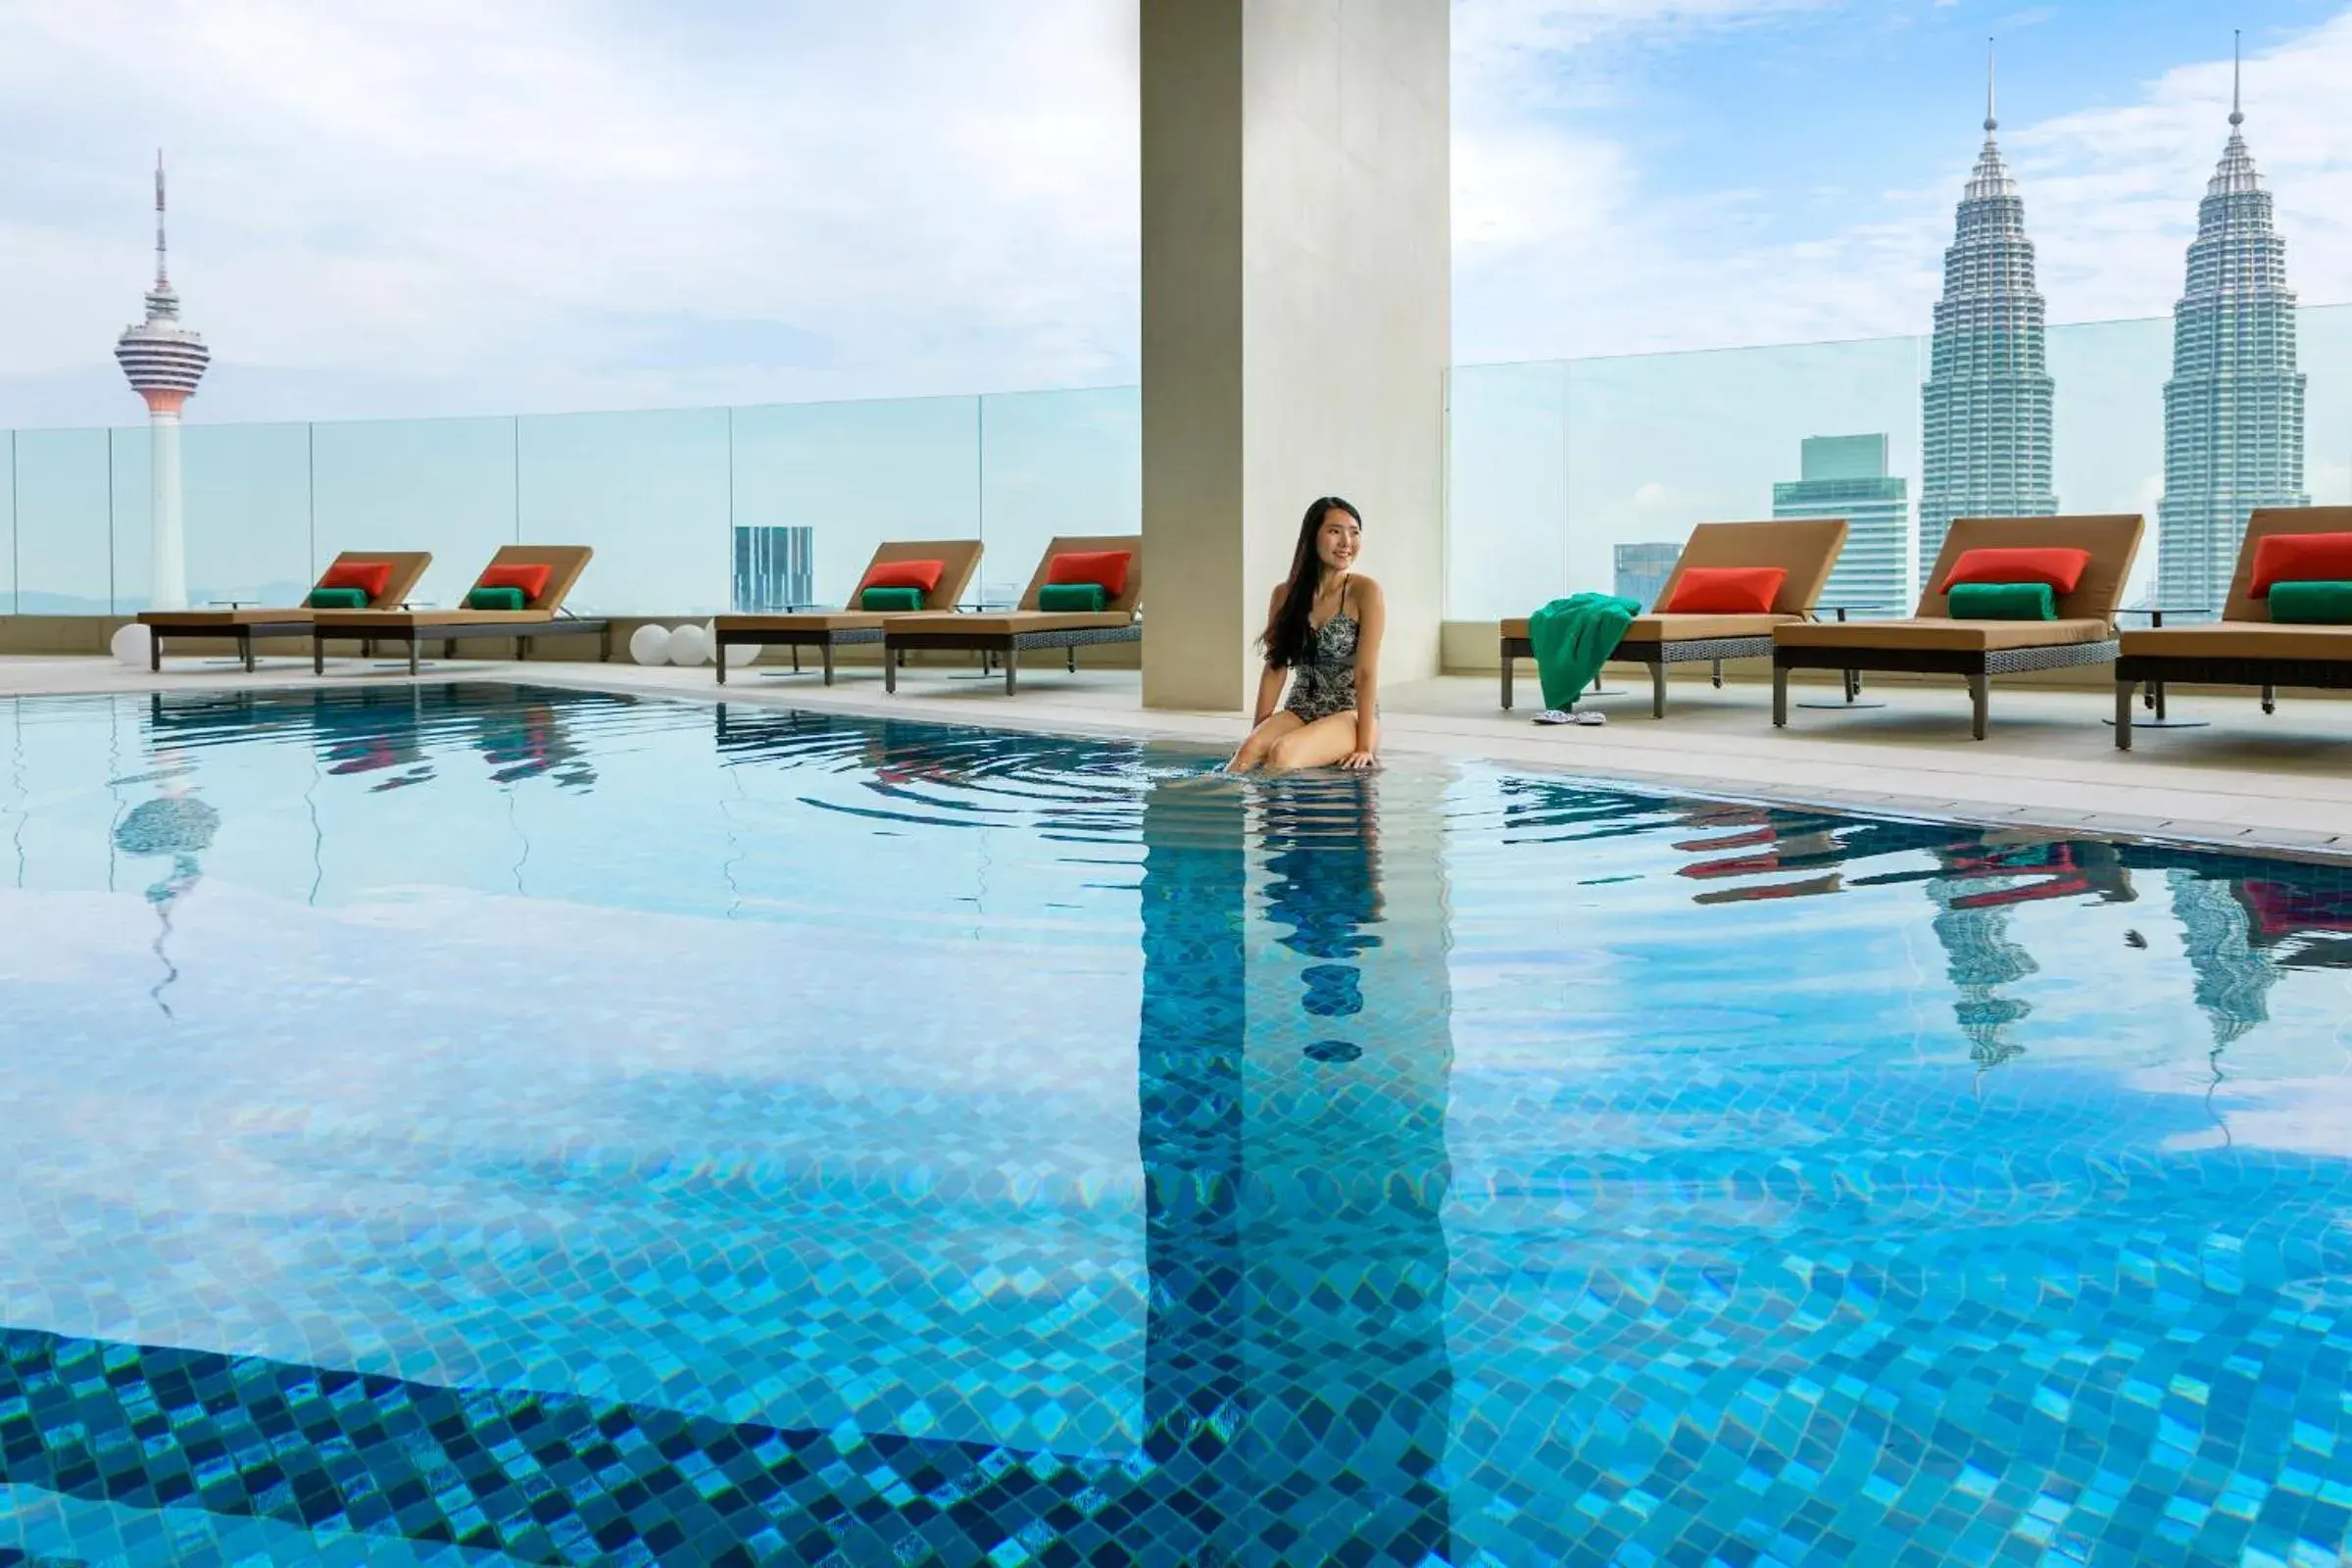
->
[1575,710,1607,726]
[1533,709,1576,726]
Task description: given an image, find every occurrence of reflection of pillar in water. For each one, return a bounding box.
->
[2167,869,2276,1047]
[1136,772,1249,1560]
[1243,768,1453,1561]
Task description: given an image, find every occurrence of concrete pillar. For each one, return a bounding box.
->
[1140,0,1449,711]
[148,410,189,612]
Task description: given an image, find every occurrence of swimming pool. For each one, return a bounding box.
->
[3,682,2350,1566]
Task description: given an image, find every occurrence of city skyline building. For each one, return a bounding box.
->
[2156,36,2308,614]
[1612,541,1681,610]
[732,525,815,612]
[1773,434,1911,614]
[113,153,211,612]
[1918,47,2057,589]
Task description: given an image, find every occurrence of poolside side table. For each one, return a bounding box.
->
[1793,605,1889,709]
[2107,607,2214,729]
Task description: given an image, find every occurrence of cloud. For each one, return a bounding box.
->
[1452,7,2352,363]
[0,0,1142,424]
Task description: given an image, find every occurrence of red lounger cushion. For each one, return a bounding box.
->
[860,559,946,595]
[1941,547,2090,595]
[1045,551,1133,599]
[476,563,552,603]
[318,560,393,600]
[2250,532,2352,598]
[1663,565,1787,615]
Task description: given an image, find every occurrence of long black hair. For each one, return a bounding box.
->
[1260,496,1362,669]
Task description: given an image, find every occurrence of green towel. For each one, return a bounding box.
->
[1948,581,2056,620]
[306,586,369,610]
[859,586,925,612]
[1528,594,1642,711]
[466,585,527,611]
[1038,582,1106,612]
[2269,581,2352,624]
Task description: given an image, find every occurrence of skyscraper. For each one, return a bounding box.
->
[732,525,815,612]
[1919,49,2056,589]
[114,153,211,612]
[1773,434,1910,613]
[1612,542,1680,610]
[2156,37,2307,614]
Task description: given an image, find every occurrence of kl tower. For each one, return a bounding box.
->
[114,153,211,612]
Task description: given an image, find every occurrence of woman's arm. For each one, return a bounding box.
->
[1346,578,1387,767]
[1252,583,1290,723]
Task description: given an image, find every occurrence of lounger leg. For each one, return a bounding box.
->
[715,635,729,684]
[150,632,164,673]
[2151,679,2168,721]
[313,634,325,675]
[1004,645,1019,695]
[517,636,532,662]
[242,630,255,673]
[601,625,612,662]
[2262,683,2277,715]
[791,645,801,672]
[822,642,836,686]
[884,642,898,693]
[1711,659,1724,689]
[1500,651,1514,711]
[1844,668,1860,702]
[2114,679,2134,751]
[1067,646,1077,673]
[409,638,420,677]
[1968,673,1988,741]
[1649,661,1667,719]
[1772,665,1789,727]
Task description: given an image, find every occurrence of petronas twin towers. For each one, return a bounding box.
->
[1918,42,2305,600]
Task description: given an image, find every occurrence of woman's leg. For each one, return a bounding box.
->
[1263,710,1361,772]
[1228,710,1304,772]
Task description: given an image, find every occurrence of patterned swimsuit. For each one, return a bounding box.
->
[1283,611,1361,722]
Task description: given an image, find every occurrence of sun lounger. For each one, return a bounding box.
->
[1773,514,2144,740]
[140,552,432,672]
[2113,506,2352,751]
[1499,518,1850,714]
[310,546,607,675]
[881,535,1141,695]
[710,539,983,685]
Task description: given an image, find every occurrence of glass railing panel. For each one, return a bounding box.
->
[517,408,731,617]
[12,427,114,614]
[2045,315,2173,610]
[181,421,315,609]
[2302,301,2351,508]
[1446,361,1568,622]
[310,416,518,611]
[978,386,1141,610]
[1,432,16,612]
[729,395,980,612]
[1565,335,1924,617]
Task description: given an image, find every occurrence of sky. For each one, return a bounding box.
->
[0,0,2348,428]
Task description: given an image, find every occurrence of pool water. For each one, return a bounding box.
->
[3,682,2350,1566]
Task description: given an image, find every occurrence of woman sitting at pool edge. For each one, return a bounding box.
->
[1229,496,1386,773]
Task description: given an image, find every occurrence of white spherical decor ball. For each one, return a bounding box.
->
[627,623,673,665]
[666,623,711,666]
[111,622,154,669]
[722,638,758,668]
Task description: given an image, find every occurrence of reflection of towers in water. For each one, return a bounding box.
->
[1134,768,1454,1562]
[113,788,220,1015]
[2167,869,2277,1046]
[1923,835,2132,1067]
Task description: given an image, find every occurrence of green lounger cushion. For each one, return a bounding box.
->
[305,586,370,610]
[465,585,527,612]
[859,586,925,612]
[1947,581,2056,620]
[1037,583,1107,612]
[2268,581,2352,624]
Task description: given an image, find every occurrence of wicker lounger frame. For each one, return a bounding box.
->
[151,618,315,674]
[1774,638,2120,741]
[713,625,882,686]
[884,622,1141,695]
[2112,654,2352,751]
[1499,632,1771,716]
[311,615,612,676]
